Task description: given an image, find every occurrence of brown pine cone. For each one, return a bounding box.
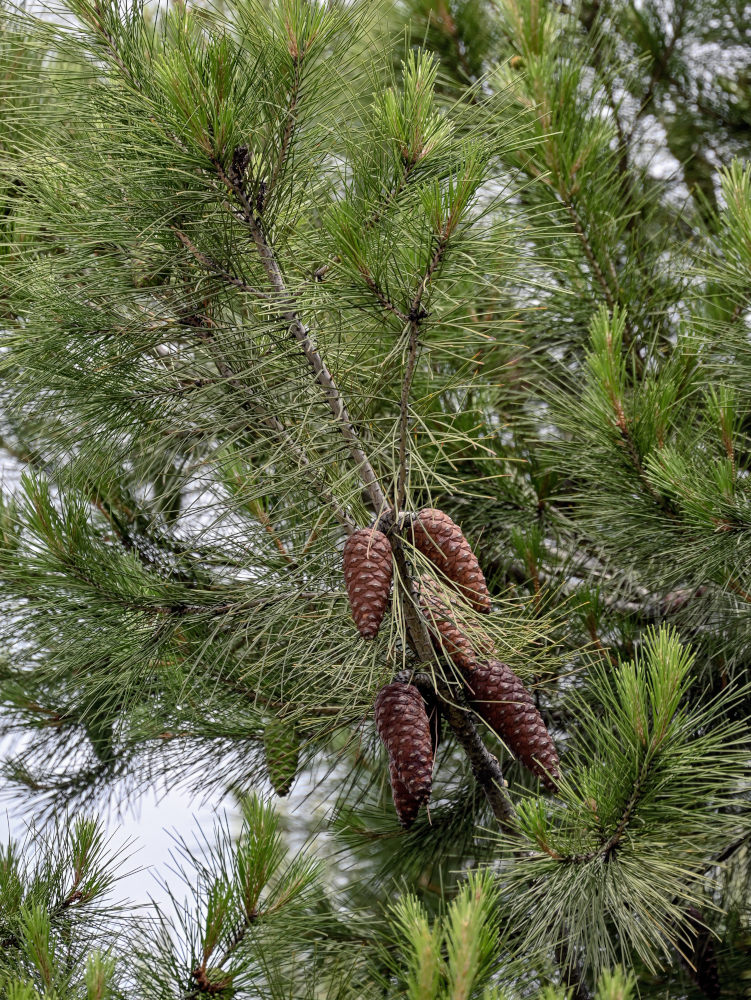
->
[420,587,477,671]
[409,508,490,613]
[418,575,494,673]
[375,682,433,826]
[466,659,559,791]
[419,582,480,673]
[343,527,393,638]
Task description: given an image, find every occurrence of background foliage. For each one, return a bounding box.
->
[0,0,750,996]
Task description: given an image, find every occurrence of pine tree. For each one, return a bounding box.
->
[1,0,750,996]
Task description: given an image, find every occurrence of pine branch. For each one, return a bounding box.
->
[386,522,515,829]
[313,158,419,282]
[214,154,389,517]
[411,669,516,830]
[560,195,642,368]
[186,911,257,1000]
[173,228,271,300]
[563,198,618,313]
[78,0,142,91]
[264,52,302,206]
[357,265,410,324]
[396,323,420,512]
[396,231,449,511]
[182,313,356,532]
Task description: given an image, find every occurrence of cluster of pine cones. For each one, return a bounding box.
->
[343,508,560,828]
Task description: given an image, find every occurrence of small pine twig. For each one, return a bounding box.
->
[396,323,420,512]
[314,159,419,281]
[395,231,449,511]
[173,229,271,300]
[357,266,410,324]
[264,55,302,206]
[247,499,297,567]
[81,0,141,90]
[214,155,389,517]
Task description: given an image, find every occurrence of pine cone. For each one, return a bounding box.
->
[263,714,300,797]
[681,906,721,1000]
[409,508,490,613]
[466,659,559,791]
[419,583,480,673]
[343,527,393,638]
[418,576,494,673]
[375,682,433,827]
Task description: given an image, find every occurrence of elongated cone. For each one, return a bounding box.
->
[410,508,490,613]
[263,714,300,797]
[466,659,559,791]
[420,589,475,671]
[418,576,489,673]
[343,527,393,638]
[375,682,433,827]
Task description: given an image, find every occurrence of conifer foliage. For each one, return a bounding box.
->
[1,0,750,996]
